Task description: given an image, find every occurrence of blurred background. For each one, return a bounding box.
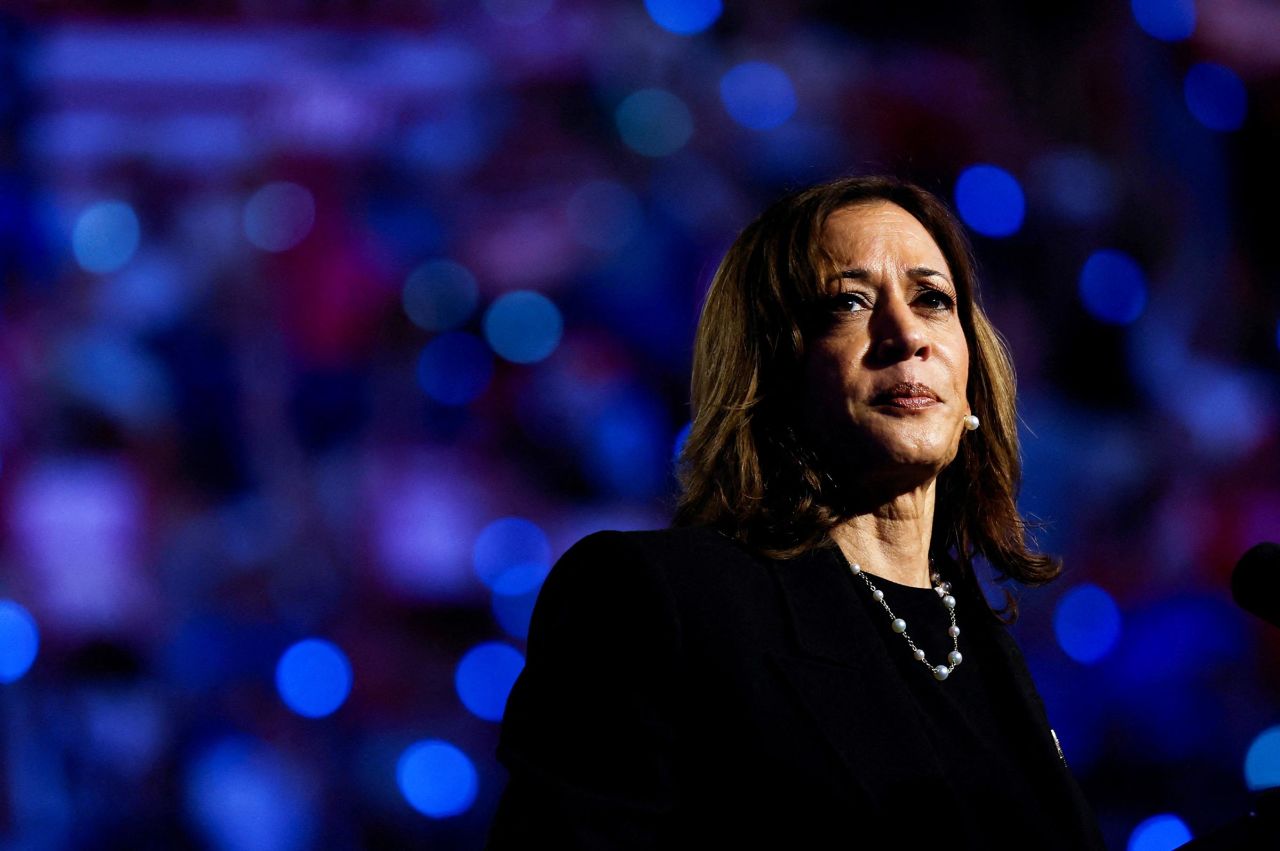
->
[0,0,1276,848]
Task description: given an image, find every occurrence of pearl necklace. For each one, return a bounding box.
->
[846,560,964,681]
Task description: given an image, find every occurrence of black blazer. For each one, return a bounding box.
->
[487,525,1106,849]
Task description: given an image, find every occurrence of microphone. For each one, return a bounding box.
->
[1231,542,1280,629]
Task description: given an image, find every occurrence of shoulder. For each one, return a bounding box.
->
[534,527,722,613]
[546,526,787,649]
[554,525,765,596]
[567,524,741,559]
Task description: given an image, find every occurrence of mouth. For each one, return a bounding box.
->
[870,381,941,409]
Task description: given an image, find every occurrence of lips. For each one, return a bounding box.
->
[871,381,941,405]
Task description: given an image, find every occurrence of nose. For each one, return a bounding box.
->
[868,292,929,365]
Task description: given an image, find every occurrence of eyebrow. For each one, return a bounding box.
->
[836,266,954,284]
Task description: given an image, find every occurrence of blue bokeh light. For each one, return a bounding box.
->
[1130,0,1196,41]
[473,516,551,594]
[243,181,316,252]
[454,641,525,722]
[402,260,479,332]
[585,385,671,498]
[483,291,564,364]
[954,164,1025,238]
[1184,62,1247,132]
[644,0,721,34]
[1054,583,1122,664]
[566,180,644,252]
[1171,363,1270,461]
[416,332,494,406]
[59,331,169,426]
[719,62,797,130]
[491,586,540,640]
[1127,813,1193,851]
[615,89,694,157]
[73,200,140,274]
[1113,596,1244,689]
[396,739,479,818]
[186,736,316,851]
[1079,249,1147,325]
[275,638,354,719]
[1245,726,1280,791]
[0,600,39,683]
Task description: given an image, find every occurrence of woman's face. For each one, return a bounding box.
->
[798,201,971,491]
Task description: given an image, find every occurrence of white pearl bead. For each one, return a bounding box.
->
[852,560,966,683]
[963,414,979,431]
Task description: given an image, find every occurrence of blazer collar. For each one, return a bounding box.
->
[769,541,887,667]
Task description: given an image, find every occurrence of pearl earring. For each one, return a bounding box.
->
[963,414,979,431]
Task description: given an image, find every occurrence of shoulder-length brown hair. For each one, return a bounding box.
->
[671,174,1058,623]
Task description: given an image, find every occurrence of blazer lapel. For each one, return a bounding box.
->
[954,563,1107,849]
[766,542,1104,848]
[765,544,954,811]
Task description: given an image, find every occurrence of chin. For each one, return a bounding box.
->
[876,437,960,475]
[868,423,952,457]
[881,451,951,475]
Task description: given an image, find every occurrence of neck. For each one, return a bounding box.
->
[828,480,937,589]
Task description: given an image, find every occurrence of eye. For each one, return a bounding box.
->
[916,288,955,311]
[833,292,872,313]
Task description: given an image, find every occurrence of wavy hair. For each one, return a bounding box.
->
[671,175,1058,623]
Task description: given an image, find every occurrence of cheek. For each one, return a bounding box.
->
[944,332,970,396]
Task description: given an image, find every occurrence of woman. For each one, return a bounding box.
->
[486,176,1106,849]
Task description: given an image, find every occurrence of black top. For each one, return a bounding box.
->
[852,563,1070,848]
[487,526,1105,850]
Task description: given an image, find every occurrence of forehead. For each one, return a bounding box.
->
[820,201,950,272]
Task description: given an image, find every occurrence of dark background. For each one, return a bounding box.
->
[0,0,1276,848]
